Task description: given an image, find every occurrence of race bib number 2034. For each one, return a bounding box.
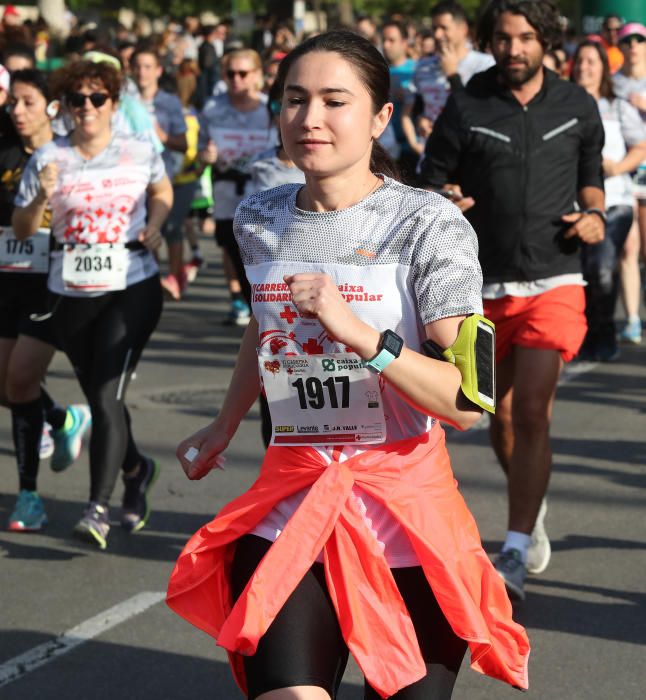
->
[62,243,127,292]
[259,353,386,446]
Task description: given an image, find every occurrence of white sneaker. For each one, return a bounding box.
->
[526,498,551,574]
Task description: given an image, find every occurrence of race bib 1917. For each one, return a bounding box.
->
[259,353,386,446]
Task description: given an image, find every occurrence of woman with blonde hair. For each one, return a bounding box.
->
[199,47,274,325]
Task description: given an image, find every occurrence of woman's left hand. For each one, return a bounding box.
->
[284,273,365,346]
[138,224,163,251]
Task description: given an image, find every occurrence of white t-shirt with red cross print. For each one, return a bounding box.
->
[16,133,165,297]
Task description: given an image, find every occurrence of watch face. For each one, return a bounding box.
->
[382,330,403,357]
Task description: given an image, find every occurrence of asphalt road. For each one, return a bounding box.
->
[1,246,645,700]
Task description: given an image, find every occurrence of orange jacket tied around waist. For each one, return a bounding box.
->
[166,423,530,698]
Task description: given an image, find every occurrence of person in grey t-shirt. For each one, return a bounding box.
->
[132,46,188,300]
[401,1,494,155]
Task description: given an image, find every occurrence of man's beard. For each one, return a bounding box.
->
[499,58,542,87]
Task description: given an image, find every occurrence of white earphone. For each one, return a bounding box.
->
[46,100,59,118]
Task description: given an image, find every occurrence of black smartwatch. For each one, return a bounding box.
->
[365,330,403,374]
[584,207,607,224]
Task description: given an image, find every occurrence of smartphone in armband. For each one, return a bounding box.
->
[421,314,496,413]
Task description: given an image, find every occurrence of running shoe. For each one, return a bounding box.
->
[39,423,54,460]
[619,318,642,344]
[74,502,110,550]
[161,274,183,301]
[223,299,251,326]
[51,404,92,472]
[526,499,551,575]
[596,341,620,363]
[183,255,205,284]
[121,456,160,533]
[8,490,48,532]
[494,548,527,602]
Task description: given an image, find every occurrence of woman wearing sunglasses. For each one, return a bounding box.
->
[199,48,274,326]
[1,69,91,532]
[11,60,173,549]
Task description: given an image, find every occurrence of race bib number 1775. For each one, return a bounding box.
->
[0,227,50,274]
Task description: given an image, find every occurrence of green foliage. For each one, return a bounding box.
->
[65,0,578,28]
[66,0,237,18]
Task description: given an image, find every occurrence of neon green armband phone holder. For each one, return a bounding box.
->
[423,314,496,413]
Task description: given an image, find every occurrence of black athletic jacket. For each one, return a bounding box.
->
[420,67,605,283]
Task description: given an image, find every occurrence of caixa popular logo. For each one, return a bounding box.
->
[321,358,336,372]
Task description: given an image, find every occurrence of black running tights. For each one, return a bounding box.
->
[231,534,468,700]
[52,275,162,505]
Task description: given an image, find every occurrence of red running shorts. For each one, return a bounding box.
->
[483,284,587,363]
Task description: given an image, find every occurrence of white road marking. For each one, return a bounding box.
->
[0,591,165,688]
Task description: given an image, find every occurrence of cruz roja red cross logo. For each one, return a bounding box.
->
[279,305,298,324]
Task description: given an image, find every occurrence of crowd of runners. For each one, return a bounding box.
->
[1,0,645,697]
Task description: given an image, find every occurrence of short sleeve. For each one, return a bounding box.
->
[577,93,605,191]
[618,99,646,146]
[168,95,188,135]
[410,200,483,325]
[14,152,42,208]
[197,106,214,151]
[403,72,418,106]
[149,145,166,184]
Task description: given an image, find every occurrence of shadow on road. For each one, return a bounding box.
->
[0,632,365,700]
[0,494,215,565]
[515,578,646,646]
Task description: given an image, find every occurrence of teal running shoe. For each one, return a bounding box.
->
[8,490,48,532]
[51,404,92,472]
[223,299,251,326]
[619,318,642,344]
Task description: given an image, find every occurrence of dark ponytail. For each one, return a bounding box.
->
[275,30,401,182]
[370,139,401,180]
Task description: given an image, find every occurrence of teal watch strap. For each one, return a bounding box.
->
[366,347,397,374]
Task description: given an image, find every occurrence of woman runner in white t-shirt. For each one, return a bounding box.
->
[199,49,273,325]
[170,32,529,700]
[12,60,173,549]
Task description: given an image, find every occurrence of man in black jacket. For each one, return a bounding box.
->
[420,0,605,601]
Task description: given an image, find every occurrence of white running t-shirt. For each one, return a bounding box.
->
[235,176,483,566]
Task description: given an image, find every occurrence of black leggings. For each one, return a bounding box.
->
[231,535,468,700]
[52,275,162,505]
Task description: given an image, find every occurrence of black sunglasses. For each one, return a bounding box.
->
[226,69,250,79]
[620,35,646,45]
[67,91,110,108]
